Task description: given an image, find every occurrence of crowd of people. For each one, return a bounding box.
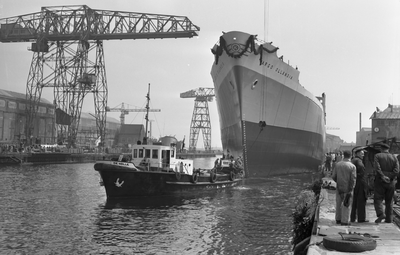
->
[0,143,59,154]
[327,143,399,226]
[0,143,24,154]
[323,151,344,173]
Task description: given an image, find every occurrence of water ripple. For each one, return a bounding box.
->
[0,162,316,254]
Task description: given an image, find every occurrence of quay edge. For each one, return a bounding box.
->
[305,178,400,254]
[0,152,110,165]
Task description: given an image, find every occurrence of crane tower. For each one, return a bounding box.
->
[106,103,161,125]
[0,5,200,148]
[180,88,215,151]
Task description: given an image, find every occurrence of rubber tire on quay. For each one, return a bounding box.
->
[323,234,377,252]
[191,173,198,184]
[175,171,181,181]
[210,172,217,183]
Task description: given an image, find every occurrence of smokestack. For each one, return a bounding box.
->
[359,112,361,131]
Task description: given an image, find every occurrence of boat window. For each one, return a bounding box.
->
[162,150,170,167]
[152,149,158,159]
[133,149,137,158]
[145,149,151,158]
[171,149,175,158]
[139,149,144,158]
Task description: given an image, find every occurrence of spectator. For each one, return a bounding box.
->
[332,150,356,226]
[373,143,399,223]
[350,147,369,223]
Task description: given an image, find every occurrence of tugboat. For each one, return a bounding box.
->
[94,84,244,198]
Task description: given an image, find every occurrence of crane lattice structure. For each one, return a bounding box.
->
[180,88,215,151]
[106,102,161,125]
[0,5,200,148]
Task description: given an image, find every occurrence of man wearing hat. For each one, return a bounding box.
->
[350,147,369,223]
[332,150,357,226]
[373,143,399,223]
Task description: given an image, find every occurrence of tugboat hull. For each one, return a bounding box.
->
[96,167,242,198]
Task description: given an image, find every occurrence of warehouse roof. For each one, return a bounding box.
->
[80,112,119,123]
[0,88,52,104]
[371,104,400,119]
[1,88,119,123]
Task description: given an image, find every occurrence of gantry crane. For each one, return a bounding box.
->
[0,5,200,148]
[106,103,160,125]
[180,88,215,151]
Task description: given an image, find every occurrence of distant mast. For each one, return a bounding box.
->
[264,0,269,42]
[143,83,151,145]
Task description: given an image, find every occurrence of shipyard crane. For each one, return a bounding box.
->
[0,5,200,148]
[180,88,215,151]
[106,103,161,125]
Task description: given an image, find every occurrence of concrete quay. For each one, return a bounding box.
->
[0,152,106,165]
[307,178,400,254]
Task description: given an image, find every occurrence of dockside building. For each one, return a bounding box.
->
[0,89,55,145]
[0,88,121,149]
[370,104,400,147]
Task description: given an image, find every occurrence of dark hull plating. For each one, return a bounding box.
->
[223,121,324,176]
[96,168,241,198]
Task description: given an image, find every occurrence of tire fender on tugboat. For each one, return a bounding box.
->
[229,171,235,181]
[210,172,217,183]
[175,171,181,180]
[191,172,198,183]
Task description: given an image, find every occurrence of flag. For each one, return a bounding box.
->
[181,136,185,151]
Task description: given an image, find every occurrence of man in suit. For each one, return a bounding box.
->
[350,147,369,223]
[373,143,399,223]
[332,150,357,226]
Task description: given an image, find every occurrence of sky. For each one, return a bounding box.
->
[1,0,400,147]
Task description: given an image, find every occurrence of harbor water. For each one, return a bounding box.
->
[0,157,317,254]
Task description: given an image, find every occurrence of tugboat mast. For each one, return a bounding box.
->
[143,83,151,145]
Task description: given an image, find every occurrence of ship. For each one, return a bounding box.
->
[210,31,326,176]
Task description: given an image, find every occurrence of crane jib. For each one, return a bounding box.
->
[0,5,200,43]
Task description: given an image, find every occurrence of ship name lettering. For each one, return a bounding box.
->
[261,61,273,69]
[275,68,293,80]
[113,161,129,166]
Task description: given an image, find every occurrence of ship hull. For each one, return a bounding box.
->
[95,161,242,198]
[211,31,325,176]
[221,120,324,176]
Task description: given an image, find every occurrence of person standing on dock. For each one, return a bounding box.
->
[350,147,369,223]
[324,153,332,172]
[373,143,399,223]
[332,150,356,226]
